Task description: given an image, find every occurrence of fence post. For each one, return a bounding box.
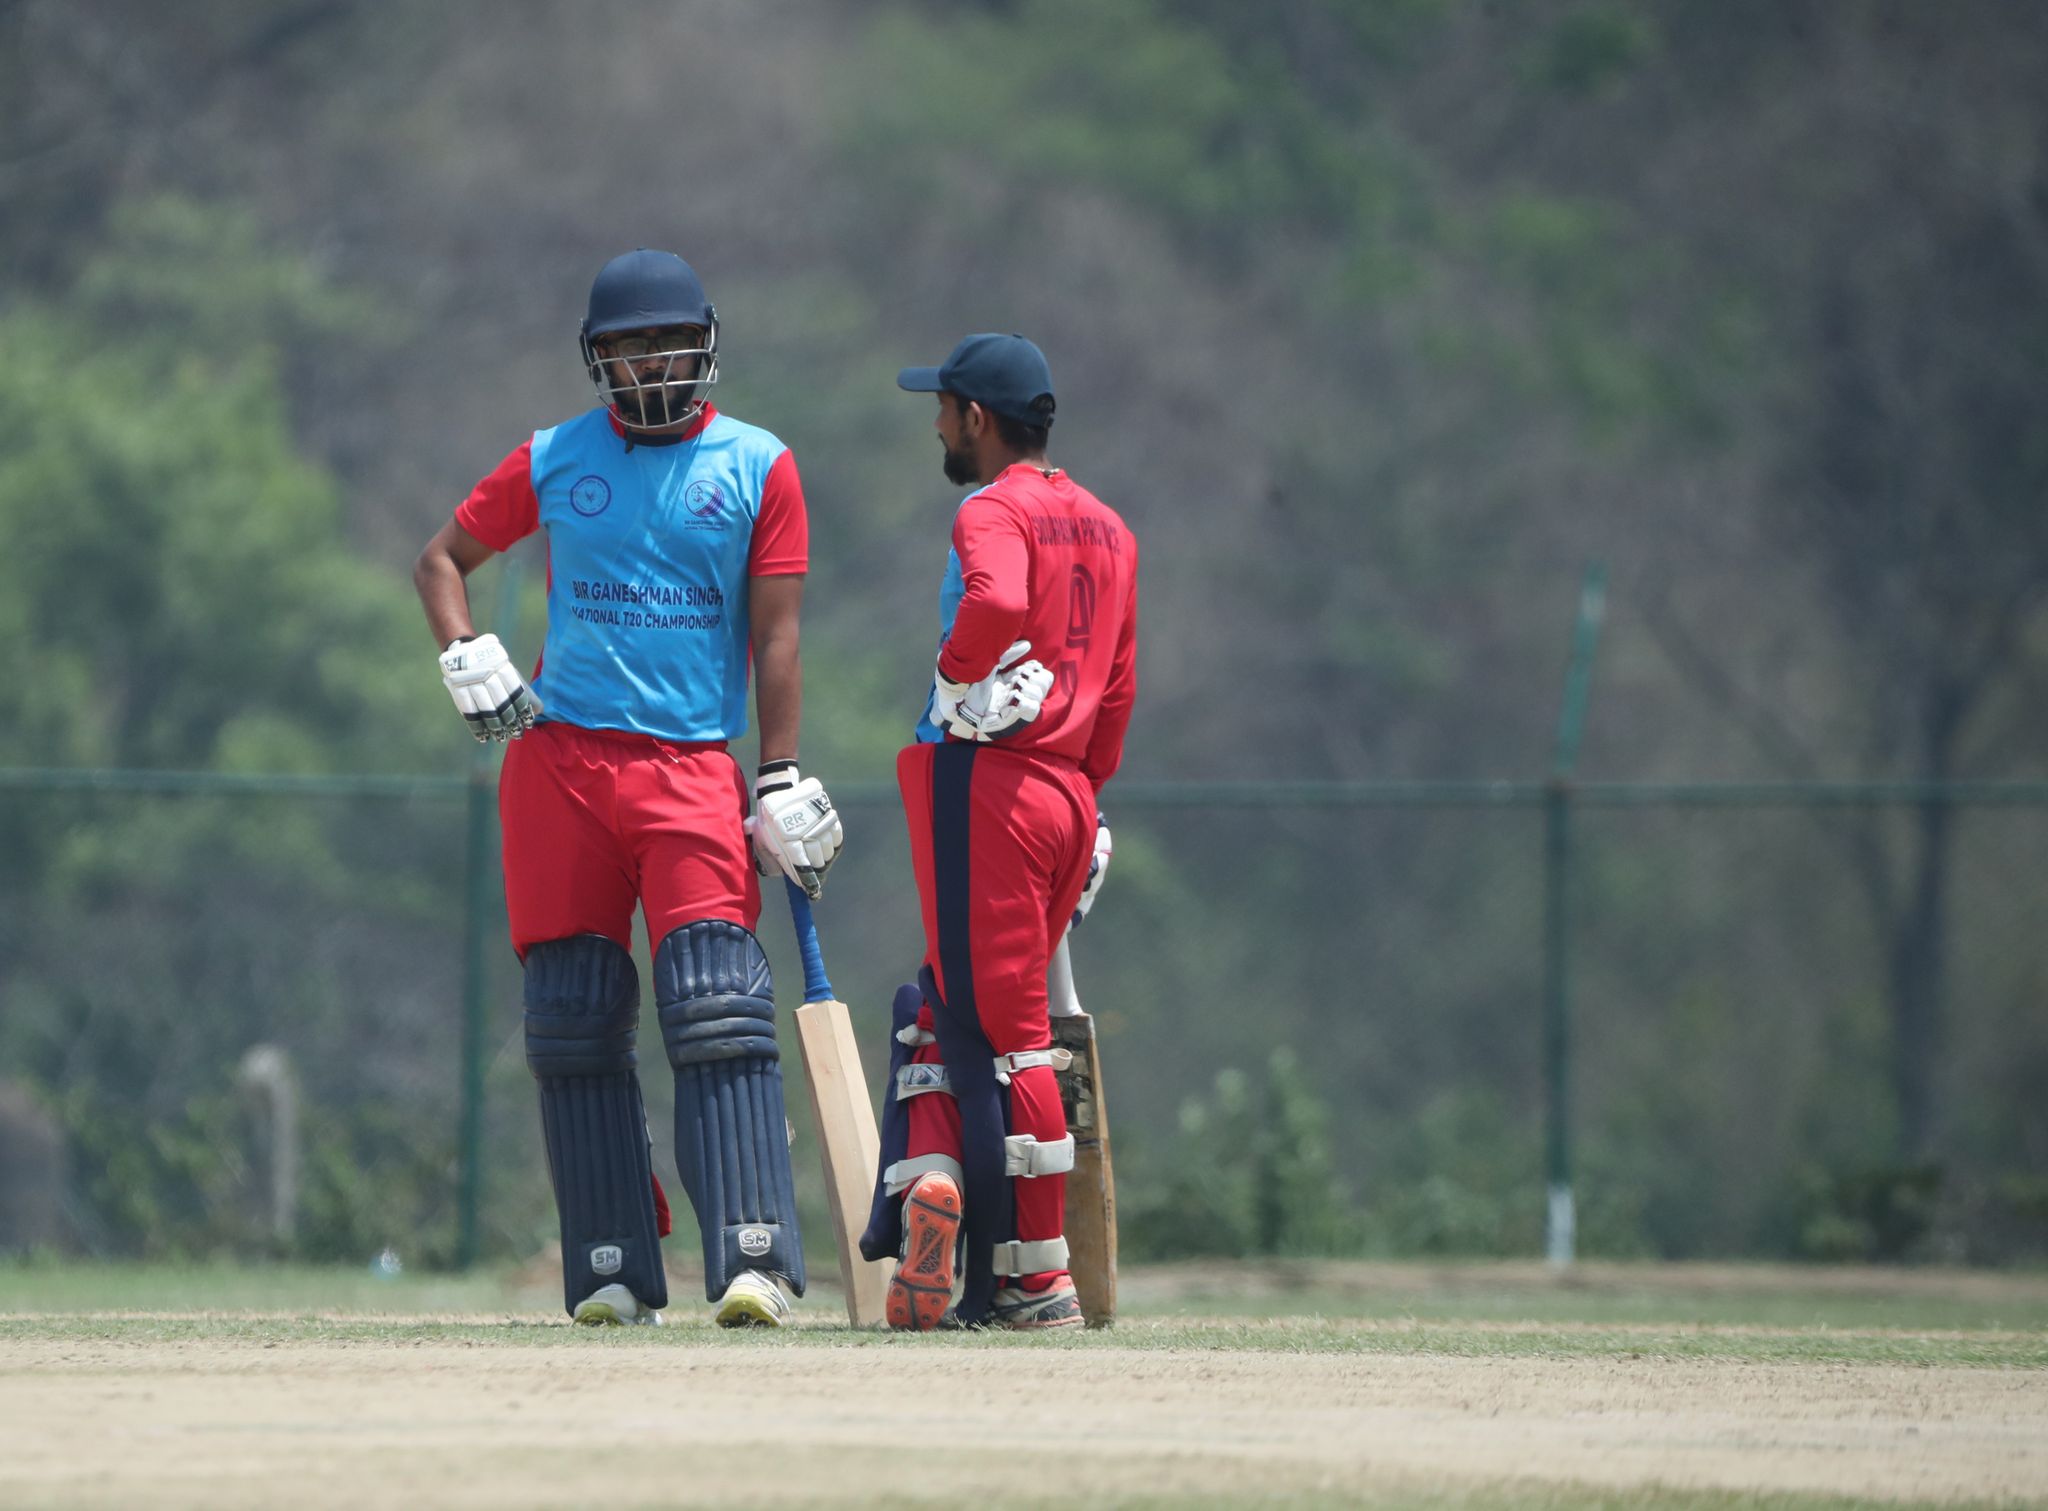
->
[1544,562,1606,1269]
[457,556,523,1269]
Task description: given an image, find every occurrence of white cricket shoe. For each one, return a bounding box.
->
[988,1276,1085,1331]
[714,1269,795,1328]
[573,1282,663,1327]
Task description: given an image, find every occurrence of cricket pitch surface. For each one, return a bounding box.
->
[1,1261,2044,1509]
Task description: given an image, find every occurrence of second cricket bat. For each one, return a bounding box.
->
[1049,935,1117,1328]
[783,882,892,1328]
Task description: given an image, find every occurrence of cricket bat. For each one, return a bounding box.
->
[782,880,892,1328]
[1049,934,1117,1328]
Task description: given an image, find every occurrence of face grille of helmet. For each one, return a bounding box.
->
[583,328,720,429]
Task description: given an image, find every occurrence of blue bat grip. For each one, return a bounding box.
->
[783,878,835,1004]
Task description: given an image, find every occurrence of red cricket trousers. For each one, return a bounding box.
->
[498,722,761,958]
[896,740,1097,1286]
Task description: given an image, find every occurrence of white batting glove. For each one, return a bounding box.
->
[753,760,843,900]
[934,640,1053,742]
[438,633,540,743]
[1070,813,1112,929]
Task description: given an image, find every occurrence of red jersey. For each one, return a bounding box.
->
[935,463,1138,792]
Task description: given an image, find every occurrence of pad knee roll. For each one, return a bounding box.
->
[525,933,639,1076]
[655,920,806,1300]
[522,935,666,1316]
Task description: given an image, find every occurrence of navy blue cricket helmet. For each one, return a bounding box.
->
[578,249,720,428]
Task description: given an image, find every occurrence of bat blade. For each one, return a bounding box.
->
[794,997,892,1329]
[1050,938,1117,1328]
[782,880,891,1329]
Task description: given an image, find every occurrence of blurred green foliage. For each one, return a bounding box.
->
[0,197,440,784]
[1125,1049,1363,1259]
[0,195,464,1262]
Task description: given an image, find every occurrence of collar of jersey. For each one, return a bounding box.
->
[993,460,1062,484]
[608,404,718,450]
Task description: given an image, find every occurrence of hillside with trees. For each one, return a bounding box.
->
[3,0,2044,1265]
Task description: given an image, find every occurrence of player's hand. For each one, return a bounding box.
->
[753,760,843,900]
[935,640,1053,742]
[438,633,540,742]
[1071,812,1112,929]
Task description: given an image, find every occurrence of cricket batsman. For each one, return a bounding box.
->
[412,249,843,1328]
[865,333,1138,1330]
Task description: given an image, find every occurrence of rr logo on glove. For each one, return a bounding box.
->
[753,761,844,900]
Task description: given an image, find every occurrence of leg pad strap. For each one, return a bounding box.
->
[1005,1133,1075,1178]
[896,1063,952,1099]
[883,1151,965,1198]
[992,1236,1070,1275]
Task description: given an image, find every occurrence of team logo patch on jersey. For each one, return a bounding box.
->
[685,479,727,519]
[570,475,612,517]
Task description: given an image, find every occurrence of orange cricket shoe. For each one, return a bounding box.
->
[887,1170,962,1331]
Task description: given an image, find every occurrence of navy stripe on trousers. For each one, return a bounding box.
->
[932,742,979,1026]
[928,742,1014,1321]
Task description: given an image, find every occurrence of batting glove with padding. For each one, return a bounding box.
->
[438,633,540,742]
[934,640,1053,742]
[752,760,843,900]
[1071,812,1112,929]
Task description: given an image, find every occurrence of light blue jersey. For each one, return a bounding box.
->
[528,409,786,742]
[913,545,969,742]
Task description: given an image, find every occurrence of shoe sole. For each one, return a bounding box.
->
[715,1290,788,1329]
[1002,1309,1085,1331]
[888,1173,962,1331]
[573,1301,626,1326]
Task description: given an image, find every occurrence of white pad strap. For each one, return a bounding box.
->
[895,1063,952,1101]
[993,1047,1073,1085]
[895,1025,937,1046]
[883,1152,964,1197]
[991,1236,1070,1275]
[1004,1133,1076,1178]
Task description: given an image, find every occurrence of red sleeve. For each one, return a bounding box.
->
[748,449,809,575]
[1082,555,1139,793]
[454,440,539,551]
[936,492,1031,683]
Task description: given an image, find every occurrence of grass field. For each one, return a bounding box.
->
[1,1258,2043,1509]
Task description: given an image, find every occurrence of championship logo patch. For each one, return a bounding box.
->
[570,475,612,517]
[737,1227,772,1258]
[685,479,727,519]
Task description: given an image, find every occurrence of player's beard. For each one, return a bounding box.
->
[620,380,692,429]
[941,437,978,486]
[618,386,658,426]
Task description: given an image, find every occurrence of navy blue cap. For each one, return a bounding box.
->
[898,333,1055,427]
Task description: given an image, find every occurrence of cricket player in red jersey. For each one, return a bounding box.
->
[862,333,1138,1329]
[413,249,842,1330]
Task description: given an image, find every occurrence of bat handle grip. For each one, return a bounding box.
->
[783,879,835,1004]
[1049,933,1084,1017]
